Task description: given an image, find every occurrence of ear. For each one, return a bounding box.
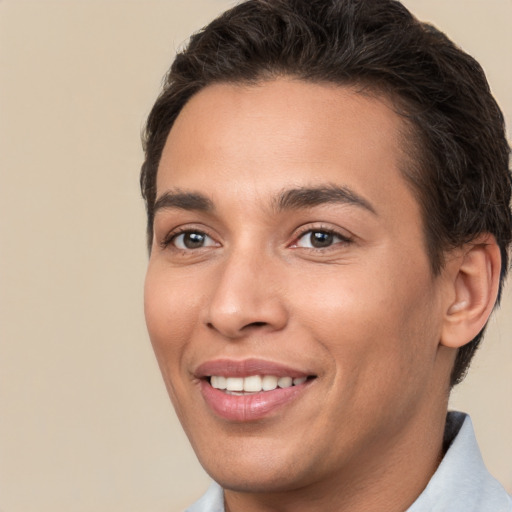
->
[440,234,501,349]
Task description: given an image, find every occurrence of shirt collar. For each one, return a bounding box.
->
[407,411,511,512]
[186,412,511,512]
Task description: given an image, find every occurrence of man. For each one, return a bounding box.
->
[140,0,512,510]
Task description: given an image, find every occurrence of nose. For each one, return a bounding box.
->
[204,250,289,339]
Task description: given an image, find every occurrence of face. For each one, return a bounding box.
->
[144,79,452,495]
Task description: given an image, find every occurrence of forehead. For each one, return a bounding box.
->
[157,78,419,224]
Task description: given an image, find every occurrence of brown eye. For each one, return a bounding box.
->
[295,229,350,249]
[309,231,334,248]
[172,231,216,250]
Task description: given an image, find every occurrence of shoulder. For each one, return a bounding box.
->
[408,412,512,512]
[185,482,224,512]
[183,413,511,512]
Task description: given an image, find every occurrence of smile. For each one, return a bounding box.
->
[209,375,308,394]
[196,359,317,421]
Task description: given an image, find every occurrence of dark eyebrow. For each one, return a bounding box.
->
[275,185,377,215]
[153,190,214,214]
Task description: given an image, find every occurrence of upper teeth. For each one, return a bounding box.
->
[210,375,307,393]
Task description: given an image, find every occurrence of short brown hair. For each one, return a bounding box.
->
[141,0,511,385]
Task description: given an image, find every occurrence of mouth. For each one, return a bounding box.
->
[207,374,312,395]
[195,359,317,421]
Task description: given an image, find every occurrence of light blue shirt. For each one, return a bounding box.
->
[186,412,511,511]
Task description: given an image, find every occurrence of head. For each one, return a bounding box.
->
[141,0,511,503]
[141,0,511,387]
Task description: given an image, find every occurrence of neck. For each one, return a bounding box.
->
[224,399,449,512]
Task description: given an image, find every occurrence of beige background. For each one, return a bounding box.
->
[0,1,510,510]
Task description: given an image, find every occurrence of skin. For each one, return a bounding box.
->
[144,79,497,512]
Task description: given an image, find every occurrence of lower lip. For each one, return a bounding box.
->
[200,380,310,421]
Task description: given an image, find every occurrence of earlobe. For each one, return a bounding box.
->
[440,234,501,349]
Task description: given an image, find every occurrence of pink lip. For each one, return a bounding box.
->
[195,358,311,378]
[195,358,315,422]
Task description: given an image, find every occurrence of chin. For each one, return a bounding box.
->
[206,464,309,494]
[193,434,323,494]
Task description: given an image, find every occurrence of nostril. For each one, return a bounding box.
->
[245,321,267,329]
[206,320,268,336]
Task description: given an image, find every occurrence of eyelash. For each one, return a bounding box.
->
[160,227,216,250]
[291,226,354,250]
[159,225,353,252]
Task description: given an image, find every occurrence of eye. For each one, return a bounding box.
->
[294,229,350,249]
[171,230,217,250]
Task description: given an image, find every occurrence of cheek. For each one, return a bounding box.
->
[144,268,199,423]
[143,266,193,376]
[144,262,200,337]
[293,262,439,378]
